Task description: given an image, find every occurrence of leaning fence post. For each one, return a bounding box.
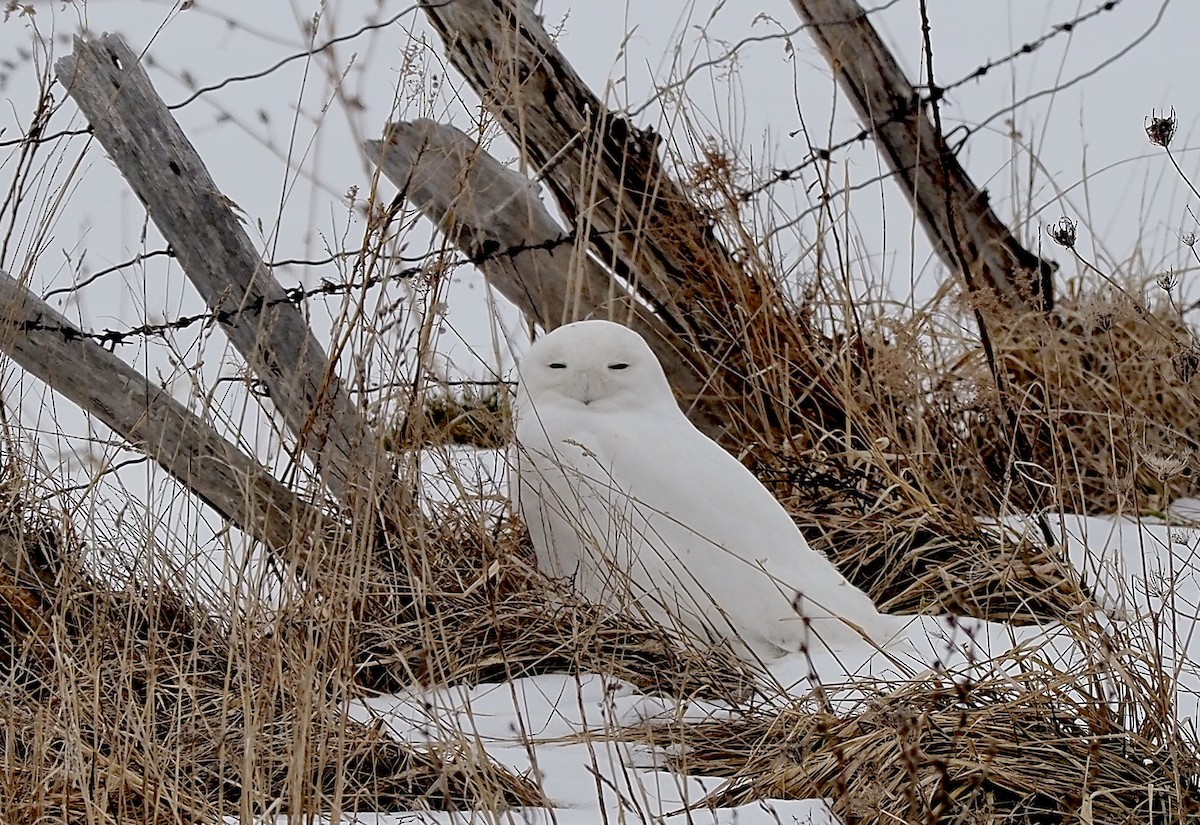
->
[0,270,336,568]
[56,33,382,502]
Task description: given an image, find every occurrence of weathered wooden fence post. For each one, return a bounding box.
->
[0,270,334,568]
[56,34,383,502]
[366,119,721,433]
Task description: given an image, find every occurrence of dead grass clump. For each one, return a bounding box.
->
[774,459,1087,623]
[726,286,1200,626]
[0,503,545,822]
[647,668,1199,823]
[342,508,758,702]
[965,295,1200,515]
[392,387,512,450]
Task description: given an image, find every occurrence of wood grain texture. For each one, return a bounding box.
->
[417,0,798,423]
[790,0,1056,311]
[366,118,720,433]
[56,33,376,500]
[0,270,333,567]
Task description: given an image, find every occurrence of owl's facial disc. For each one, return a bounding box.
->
[519,321,671,411]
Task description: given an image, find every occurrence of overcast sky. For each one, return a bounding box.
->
[3,1,1194,328]
[0,0,1193,565]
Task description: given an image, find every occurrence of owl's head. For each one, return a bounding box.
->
[516,320,676,413]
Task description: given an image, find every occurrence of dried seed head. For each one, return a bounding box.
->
[1142,450,1189,481]
[1096,312,1114,332]
[1146,108,1178,148]
[1173,348,1200,382]
[1047,216,1078,249]
[1157,268,1180,292]
[1183,231,1197,248]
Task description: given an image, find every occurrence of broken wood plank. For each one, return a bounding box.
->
[789,0,1056,312]
[55,34,378,501]
[365,119,722,434]
[0,270,335,568]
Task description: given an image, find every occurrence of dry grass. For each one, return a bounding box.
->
[982,295,1199,515]
[3,7,1200,824]
[767,286,1200,626]
[0,489,547,821]
[7,294,1200,821]
[314,501,758,701]
[645,661,1199,822]
[1,464,760,820]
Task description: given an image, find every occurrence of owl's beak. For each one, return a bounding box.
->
[579,372,596,406]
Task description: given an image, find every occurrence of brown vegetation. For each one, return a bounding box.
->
[3,2,1200,823]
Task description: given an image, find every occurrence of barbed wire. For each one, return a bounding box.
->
[0,0,1145,357]
[0,3,433,150]
[41,245,443,303]
[19,230,587,350]
[738,0,1127,202]
[0,0,1127,167]
[953,0,1166,149]
[43,249,176,301]
[168,2,434,109]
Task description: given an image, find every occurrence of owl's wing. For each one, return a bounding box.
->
[590,413,892,645]
[515,402,888,654]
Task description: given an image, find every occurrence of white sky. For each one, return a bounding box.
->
[5,1,1195,320]
[0,0,1195,568]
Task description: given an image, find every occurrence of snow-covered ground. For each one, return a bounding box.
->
[349,673,838,825]
[1026,511,1200,728]
[254,509,1200,824]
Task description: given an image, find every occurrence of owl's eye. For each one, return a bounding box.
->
[548,362,567,369]
[608,363,630,370]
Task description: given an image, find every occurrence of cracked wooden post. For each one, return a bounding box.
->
[56,34,381,502]
[365,119,723,434]
[790,0,1057,312]
[790,0,1064,545]
[0,270,335,568]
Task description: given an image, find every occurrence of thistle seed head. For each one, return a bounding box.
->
[1047,217,1078,249]
[1142,449,1189,481]
[1146,108,1178,148]
[1157,268,1180,292]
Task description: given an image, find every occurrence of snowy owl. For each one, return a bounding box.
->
[512,319,899,660]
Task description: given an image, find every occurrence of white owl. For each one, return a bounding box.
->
[512,320,900,660]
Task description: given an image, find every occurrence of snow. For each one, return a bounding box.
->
[1026,512,1200,728]
[256,510,1200,823]
[345,673,837,825]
